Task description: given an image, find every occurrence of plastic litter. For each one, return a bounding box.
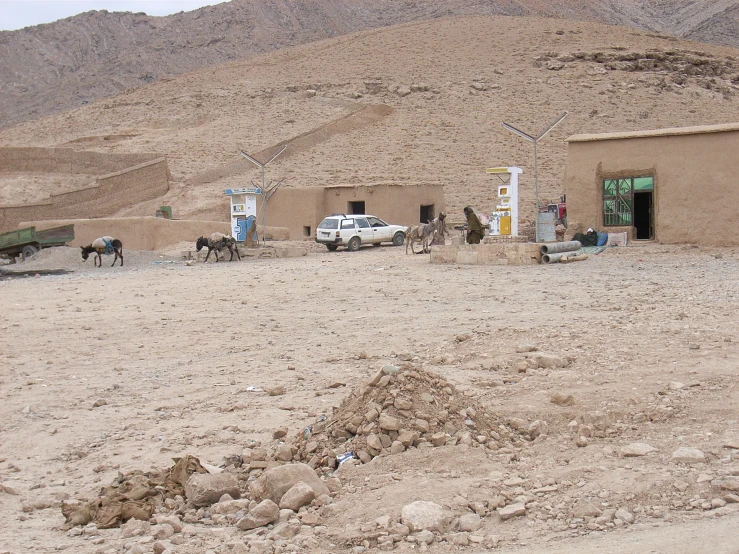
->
[337,452,355,465]
[246,386,263,392]
[303,426,312,440]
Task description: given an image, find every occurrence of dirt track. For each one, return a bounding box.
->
[1,242,738,553]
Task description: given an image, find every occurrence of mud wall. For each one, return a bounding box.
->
[323,184,446,226]
[564,124,739,246]
[0,154,170,232]
[21,217,230,250]
[264,184,446,239]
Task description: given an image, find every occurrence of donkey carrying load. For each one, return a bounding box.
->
[81,236,123,267]
[195,233,241,262]
[405,212,447,254]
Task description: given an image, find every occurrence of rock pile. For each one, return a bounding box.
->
[285,364,511,468]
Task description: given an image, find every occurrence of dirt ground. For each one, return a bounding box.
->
[1,242,738,553]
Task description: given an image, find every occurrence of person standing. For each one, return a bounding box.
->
[464,206,484,244]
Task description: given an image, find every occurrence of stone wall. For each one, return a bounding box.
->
[430,243,541,265]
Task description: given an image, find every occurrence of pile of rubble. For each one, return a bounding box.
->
[283,364,515,469]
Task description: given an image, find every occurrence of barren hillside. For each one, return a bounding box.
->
[2,15,739,229]
[2,0,739,129]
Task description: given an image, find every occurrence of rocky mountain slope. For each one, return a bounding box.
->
[1,0,738,129]
[3,15,739,229]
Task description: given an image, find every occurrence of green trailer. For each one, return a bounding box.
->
[0,224,75,261]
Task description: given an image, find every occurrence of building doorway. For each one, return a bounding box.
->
[348,201,365,215]
[420,204,435,223]
[633,191,653,240]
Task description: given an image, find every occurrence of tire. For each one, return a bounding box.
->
[22,245,39,261]
[392,232,406,246]
[347,236,361,252]
[326,244,338,251]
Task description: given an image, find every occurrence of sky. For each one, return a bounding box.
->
[0,0,231,31]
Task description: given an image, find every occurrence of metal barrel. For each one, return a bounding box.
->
[536,212,556,243]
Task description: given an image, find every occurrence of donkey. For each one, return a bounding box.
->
[406,212,446,254]
[81,236,123,267]
[196,233,241,262]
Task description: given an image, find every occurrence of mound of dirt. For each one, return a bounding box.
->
[287,365,516,468]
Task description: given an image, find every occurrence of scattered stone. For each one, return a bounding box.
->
[278,482,316,511]
[668,381,687,390]
[152,523,174,540]
[516,344,538,353]
[712,479,739,492]
[672,447,706,463]
[401,501,451,532]
[534,353,567,368]
[272,428,288,439]
[274,444,293,462]
[572,499,602,518]
[155,516,182,533]
[498,503,526,520]
[722,437,739,450]
[119,519,151,539]
[92,399,108,408]
[575,436,589,448]
[579,411,610,432]
[550,393,575,406]
[621,443,657,457]
[528,420,548,439]
[458,513,482,532]
[379,414,400,431]
[236,499,279,530]
[185,473,240,507]
[390,441,406,454]
[0,483,19,495]
[266,386,285,396]
[674,480,690,492]
[250,463,329,504]
[416,529,435,545]
[614,508,634,524]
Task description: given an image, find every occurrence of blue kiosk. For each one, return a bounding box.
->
[225,187,260,244]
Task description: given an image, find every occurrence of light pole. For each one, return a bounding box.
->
[239,146,287,246]
[502,112,568,242]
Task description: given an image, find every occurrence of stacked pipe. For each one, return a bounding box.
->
[540,241,586,264]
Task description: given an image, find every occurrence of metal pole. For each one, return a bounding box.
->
[261,168,266,246]
[533,141,539,242]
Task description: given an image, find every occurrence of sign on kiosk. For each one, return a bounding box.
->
[225,188,260,242]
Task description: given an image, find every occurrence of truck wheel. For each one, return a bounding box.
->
[347,236,361,252]
[22,245,39,261]
[392,232,406,246]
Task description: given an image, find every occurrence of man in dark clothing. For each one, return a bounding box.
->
[464,207,484,244]
[573,227,598,246]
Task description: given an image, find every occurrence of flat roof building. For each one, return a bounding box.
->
[563,122,739,246]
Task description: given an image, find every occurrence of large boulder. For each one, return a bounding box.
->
[400,501,452,532]
[185,473,240,507]
[250,463,329,505]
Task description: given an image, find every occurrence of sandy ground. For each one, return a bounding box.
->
[1,242,738,553]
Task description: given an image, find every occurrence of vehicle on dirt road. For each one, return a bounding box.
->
[0,224,75,262]
[316,214,406,251]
